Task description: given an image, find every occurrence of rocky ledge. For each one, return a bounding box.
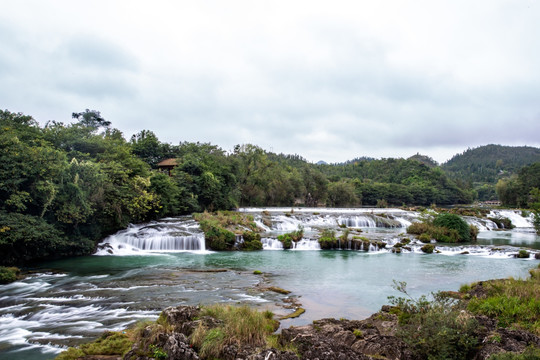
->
[116,304,539,360]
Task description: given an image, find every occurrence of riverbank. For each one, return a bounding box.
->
[55,265,540,360]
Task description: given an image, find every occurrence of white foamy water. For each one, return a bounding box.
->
[489,209,534,229]
[95,216,208,255]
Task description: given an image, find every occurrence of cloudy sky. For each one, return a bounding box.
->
[2,1,539,163]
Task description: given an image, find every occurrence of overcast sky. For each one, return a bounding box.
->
[2,1,539,163]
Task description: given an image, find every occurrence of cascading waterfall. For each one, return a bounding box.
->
[490,209,533,228]
[95,217,206,255]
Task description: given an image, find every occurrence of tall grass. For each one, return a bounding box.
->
[191,304,278,359]
[467,265,540,335]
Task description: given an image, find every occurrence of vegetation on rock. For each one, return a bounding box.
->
[0,266,21,284]
[191,304,278,359]
[408,212,478,243]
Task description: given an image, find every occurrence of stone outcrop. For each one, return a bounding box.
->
[121,305,540,360]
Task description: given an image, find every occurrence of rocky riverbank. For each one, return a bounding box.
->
[57,303,540,360]
[55,265,540,360]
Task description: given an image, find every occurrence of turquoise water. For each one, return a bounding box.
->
[0,209,538,359]
[1,250,536,360]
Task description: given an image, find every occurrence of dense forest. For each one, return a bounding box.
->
[442,144,540,201]
[1,109,538,265]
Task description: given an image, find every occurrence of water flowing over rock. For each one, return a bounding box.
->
[95,217,206,255]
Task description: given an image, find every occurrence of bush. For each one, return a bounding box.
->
[389,282,479,360]
[318,229,338,249]
[433,213,471,242]
[190,305,278,359]
[199,220,236,250]
[277,233,293,249]
[421,244,435,254]
[418,233,431,243]
[466,273,540,335]
[241,231,263,251]
[0,266,20,284]
[407,222,432,235]
[517,250,530,259]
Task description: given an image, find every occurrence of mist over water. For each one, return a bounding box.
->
[1,208,538,360]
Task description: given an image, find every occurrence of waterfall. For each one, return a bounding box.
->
[261,238,284,250]
[95,217,206,255]
[489,210,533,228]
[291,239,321,250]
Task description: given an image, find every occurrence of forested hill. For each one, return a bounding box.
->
[442,144,540,183]
[0,109,473,264]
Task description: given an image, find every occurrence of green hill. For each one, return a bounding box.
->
[442,144,540,184]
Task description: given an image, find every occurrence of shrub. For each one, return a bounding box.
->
[421,244,435,254]
[466,273,540,335]
[190,305,278,359]
[470,224,479,241]
[277,233,293,249]
[277,226,304,250]
[241,231,263,251]
[318,229,338,249]
[418,233,431,243]
[389,282,479,360]
[0,266,20,284]
[197,218,236,250]
[433,213,471,242]
[517,250,530,259]
[407,222,432,235]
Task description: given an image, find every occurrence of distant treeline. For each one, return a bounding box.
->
[0,109,536,264]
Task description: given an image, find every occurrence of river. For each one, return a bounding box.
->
[0,208,538,360]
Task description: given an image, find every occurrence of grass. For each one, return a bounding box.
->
[0,266,20,284]
[193,210,258,234]
[466,265,540,334]
[190,304,278,359]
[55,331,133,360]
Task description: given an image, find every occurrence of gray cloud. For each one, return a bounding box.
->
[1,1,539,163]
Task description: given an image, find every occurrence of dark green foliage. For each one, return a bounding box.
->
[408,213,477,243]
[442,144,540,184]
[318,229,338,249]
[320,157,474,205]
[389,281,479,360]
[0,212,93,265]
[433,213,471,242]
[241,231,263,251]
[0,266,20,284]
[488,347,540,360]
[277,234,293,249]
[326,181,359,207]
[496,163,540,208]
[418,233,431,243]
[421,244,435,254]
[55,331,132,360]
[466,271,540,335]
[517,250,530,258]
[199,221,236,250]
[276,226,304,249]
